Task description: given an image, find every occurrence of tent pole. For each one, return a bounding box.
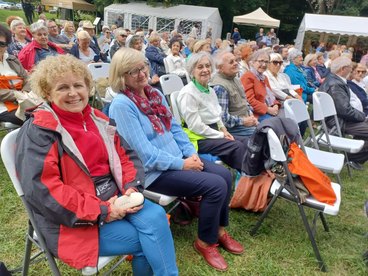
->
[337,35,341,45]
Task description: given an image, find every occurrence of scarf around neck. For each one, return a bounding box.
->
[192,78,210,94]
[122,85,172,134]
[250,67,266,81]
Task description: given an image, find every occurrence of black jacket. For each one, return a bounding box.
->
[319,73,366,129]
[242,117,300,176]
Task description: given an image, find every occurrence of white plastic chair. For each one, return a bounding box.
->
[284,99,344,182]
[88,63,110,109]
[250,128,341,272]
[159,74,184,96]
[0,129,127,275]
[313,92,365,175]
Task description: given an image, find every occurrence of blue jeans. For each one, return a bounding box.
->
[228,125,256,137]
[99,199,178,276]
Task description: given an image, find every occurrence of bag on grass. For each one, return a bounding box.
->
[172,196,201,225]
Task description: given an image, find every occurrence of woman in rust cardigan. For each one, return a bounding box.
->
[241,49,280,122]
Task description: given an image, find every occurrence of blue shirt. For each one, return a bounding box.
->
[109,92,197,187]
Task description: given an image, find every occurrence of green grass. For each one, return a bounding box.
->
[0,132,367,275]
[0,9,57,25]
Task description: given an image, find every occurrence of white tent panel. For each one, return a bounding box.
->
[104,3,222,40]
[233,7,280,28]
[295,13,368,50]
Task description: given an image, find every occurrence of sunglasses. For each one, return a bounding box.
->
[121,34,127,37]
[272,61,283,66]
[0,41,7,47]
[356,70,367,74]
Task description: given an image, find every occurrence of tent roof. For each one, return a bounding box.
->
[105,3,221,21]
[299,13,368,36]
[233,7,280,28]
[41,0,96,12]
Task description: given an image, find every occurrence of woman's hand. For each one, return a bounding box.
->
[106,195,127,222]
[267,105,279,116]
[183,154,204,171]
[220,127,234,140]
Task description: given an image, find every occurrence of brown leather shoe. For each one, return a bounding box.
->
[218,232,244,255]
[193,239,228,271]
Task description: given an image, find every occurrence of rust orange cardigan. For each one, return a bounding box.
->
[240,71,279,117]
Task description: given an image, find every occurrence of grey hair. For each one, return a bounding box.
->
[330,56,352,74]
[214,49,233,67]
[288,48,303,62]
[10,19,25,31]
[249,49,270,62]
[128,35,143,48]
[186,52,214,78]
[30,21,48,33]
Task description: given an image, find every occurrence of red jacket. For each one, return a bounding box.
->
[18,40,64,72]
[15,104,145,269]
[241,71,279,117]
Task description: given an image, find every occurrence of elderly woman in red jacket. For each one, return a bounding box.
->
[18,21,64,72]
[15,55,178,275]
[241,49,280,122]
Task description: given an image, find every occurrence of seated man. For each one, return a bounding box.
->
[319,56,368,168]
[211,50,258,137]
[47,20,73,53]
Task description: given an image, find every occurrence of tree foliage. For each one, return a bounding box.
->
[88,0,368,43]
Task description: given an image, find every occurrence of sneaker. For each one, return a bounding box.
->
[348,161,364,171]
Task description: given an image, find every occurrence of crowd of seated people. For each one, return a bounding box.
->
[3,14,368,274]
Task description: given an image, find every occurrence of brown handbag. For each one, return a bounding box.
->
[230,171,275,212]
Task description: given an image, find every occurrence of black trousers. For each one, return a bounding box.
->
[148,159,232,244]
[197,136,248,171]
[344,119,368,163]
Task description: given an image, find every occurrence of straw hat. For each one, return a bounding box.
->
[82,20,94,29]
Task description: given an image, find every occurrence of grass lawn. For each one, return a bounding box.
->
[0,9,56,25]
[0,128,367,275]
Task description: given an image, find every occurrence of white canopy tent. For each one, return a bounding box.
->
[295,13,368,50]
[233,7,280,28]
[104,2,222,40]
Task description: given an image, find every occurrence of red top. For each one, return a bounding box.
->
[52,103,110,177]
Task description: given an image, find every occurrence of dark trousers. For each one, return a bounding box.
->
[197,136,248,171]
[147,160,232,244]
[0,110,23,126]
[344,119,368,163]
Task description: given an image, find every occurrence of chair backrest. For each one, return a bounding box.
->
[169,90,182,123]
[159,74,184,96]
[284,99,319,149]
[1,128,23,196]
[267,128,287,162]
[284,99,310,124]
[87,63,110,80]
[313,92,337,121]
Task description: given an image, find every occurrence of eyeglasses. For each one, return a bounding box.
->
[271,61,283,66]
[121,34,127,38]
[256,60,269,64]
[127,63,149,78]
[0,41,7,47]
[356,70,367,74]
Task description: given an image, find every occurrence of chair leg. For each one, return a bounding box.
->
[249,194,279,236]
[319,213,329,232]
[22,223,34,276]
[335,173,342,185]
[297,204,327,272]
